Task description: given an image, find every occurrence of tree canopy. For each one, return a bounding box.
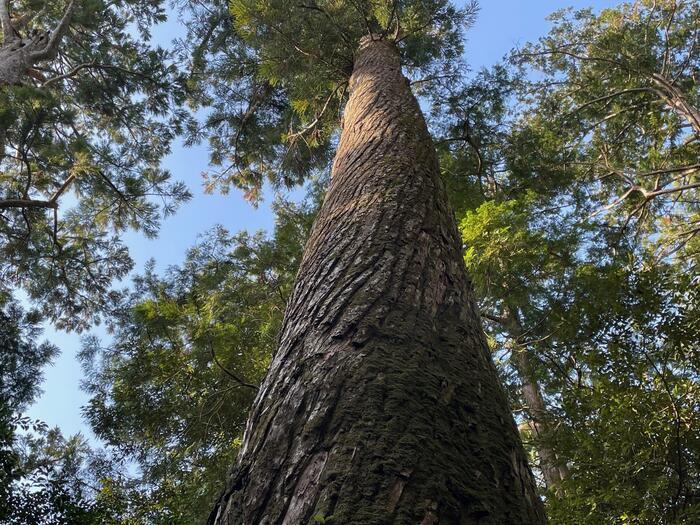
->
[177,0,476,201]
[0,0,190,330]
[3,1,699,524]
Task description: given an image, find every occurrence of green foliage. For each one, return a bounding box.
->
[548,266,700,524]
[177,0,476,201]
[514,0,700,259]
[79,193,319,523]
[0,0,191,330]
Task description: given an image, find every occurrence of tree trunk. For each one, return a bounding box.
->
[505,306,569,497]
[0,1,77,86]
[209,37,546,525]
[0,30,53,86]
[517,350,569,496]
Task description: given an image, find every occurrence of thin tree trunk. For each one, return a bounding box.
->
[517,350,569,496]
[506,307,569,497]
[209,37,546,525]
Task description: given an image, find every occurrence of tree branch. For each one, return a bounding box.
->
[49,172,76,202]
[0,171,76,210]
[286,83,344,141]
[40,60,96,87]
[0,198,57,210]
[208,343,259,391]
[438,133,483,177]
[29,0,77,61]
[481,311,510,325]
[566,87,661,116]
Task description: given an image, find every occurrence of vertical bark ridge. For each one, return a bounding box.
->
[210,37,546,525]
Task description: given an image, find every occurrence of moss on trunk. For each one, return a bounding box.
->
[209,37,546,525]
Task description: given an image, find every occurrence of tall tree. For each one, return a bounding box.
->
[206,2,545,522]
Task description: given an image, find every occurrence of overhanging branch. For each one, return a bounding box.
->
[0,172,76,211]
[0,198,57,209]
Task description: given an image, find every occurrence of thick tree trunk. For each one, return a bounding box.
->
[209,37,546,525]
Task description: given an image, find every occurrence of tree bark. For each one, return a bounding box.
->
[209,37,546,525]
[505,306,569,497]
[0,0,77,86]
[516,349,569,496]
[0,32,47,85]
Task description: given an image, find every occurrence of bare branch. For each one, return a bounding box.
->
[481,311,510,326]
[438,132,483,177]
[591,165,700,218]
[0,171,76,211]
[49,172,76,203]
[515,48,635,73]
[208,343,259,391]
[589,186,638,217]
[566,87,661,116]
[632,163,700,179]
[644,181,700,198]
[661,1,678,76]
[40,60,96,87]
[410,73,459,86]
[286,83,344,141]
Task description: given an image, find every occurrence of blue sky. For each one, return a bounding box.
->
[27,0,618,440]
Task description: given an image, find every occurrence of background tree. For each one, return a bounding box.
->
[432,0,700,522]
[79,195,317,523]
[0,0,190,329]
[0,297,115,524]
[516,0,699,257]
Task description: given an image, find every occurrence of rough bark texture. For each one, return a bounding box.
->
[209,37,546,525]
[0,0,76,86]
[0,31,49,85]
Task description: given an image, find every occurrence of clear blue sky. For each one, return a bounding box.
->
[28,0,618,440]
